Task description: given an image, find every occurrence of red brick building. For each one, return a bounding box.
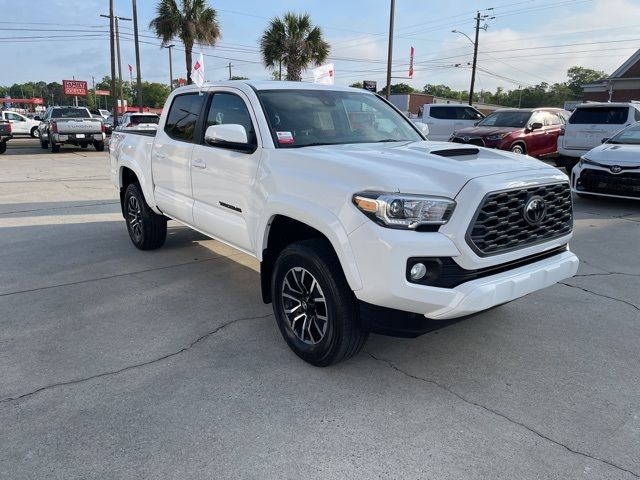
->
[583,49,640,102]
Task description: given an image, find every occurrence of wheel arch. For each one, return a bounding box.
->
[258,207,363,304]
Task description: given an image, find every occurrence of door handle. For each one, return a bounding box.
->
[192,158,206,169]
[155,153,167,160]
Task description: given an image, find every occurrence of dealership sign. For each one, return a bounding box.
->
[95,89,110,96]
[63,80,88,96]
[363,80,377,92]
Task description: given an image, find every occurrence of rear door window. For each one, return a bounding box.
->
[569,107,629,125]
[164,93,203,142]
[458,107,483,120]
[429,106,456,120]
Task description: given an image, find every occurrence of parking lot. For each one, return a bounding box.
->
[1,140,639,479]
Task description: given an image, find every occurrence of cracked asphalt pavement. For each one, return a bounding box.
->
[1,143,639,479]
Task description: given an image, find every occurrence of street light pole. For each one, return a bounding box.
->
[114,16,132,115]
[132,0,143,112]
[101,5,117,127]
[385,0,395,99]
[164,45,175,90]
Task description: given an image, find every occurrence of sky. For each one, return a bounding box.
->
[1,0,639,94]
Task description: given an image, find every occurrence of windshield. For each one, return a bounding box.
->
[608,123,640,144]
[51,108,91,119]
[257,89,423,148]
[478,111,531,128]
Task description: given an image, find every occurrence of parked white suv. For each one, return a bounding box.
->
[115,112,160,132]
[558,102,640,171]
[411,103,484,141]
[0,110,41,138]
[110,81,578,366]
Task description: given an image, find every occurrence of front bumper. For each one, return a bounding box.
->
[572,163,640,200]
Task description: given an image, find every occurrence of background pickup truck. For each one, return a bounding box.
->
[0,120,11,154]
[38,106,105,152]
[110,81,578,366]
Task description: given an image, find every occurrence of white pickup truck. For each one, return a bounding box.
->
[110,81,578,366]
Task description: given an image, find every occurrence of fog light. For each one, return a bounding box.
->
[410,262,427,281]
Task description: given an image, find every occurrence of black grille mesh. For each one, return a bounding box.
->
[467,183,573,256]
[578,169,640,197]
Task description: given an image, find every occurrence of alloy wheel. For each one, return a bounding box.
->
[127,195,143,242]
[281,267,328,345]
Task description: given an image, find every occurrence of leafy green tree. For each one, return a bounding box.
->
[135,82,171,108]
[349,82,363,89]
[150,0,221,85]
[230,76,249,80]
[566,66,607,97]
[260,12,329,81]
[378,83,416,95]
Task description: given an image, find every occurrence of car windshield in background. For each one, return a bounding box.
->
[131,115,159,125]
[257,89,423,148]
[477,111,531,128]
[51,108,91,119]
[569,107,628,124]
[609,124,640,144]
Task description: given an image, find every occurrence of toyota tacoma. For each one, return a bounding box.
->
[110,81,578,366]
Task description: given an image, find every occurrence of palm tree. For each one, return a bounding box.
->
[149,0,220,85]
[260,12,330,82]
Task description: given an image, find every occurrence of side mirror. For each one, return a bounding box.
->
[529,122,543,131]
[34,116,41,121]
[601,137,610,143]
[205,124,254,151]
[414,121,429,138]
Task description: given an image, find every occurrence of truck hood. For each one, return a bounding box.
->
[585,143,640,166]
[453,126,519,137]
[281,140,554,197]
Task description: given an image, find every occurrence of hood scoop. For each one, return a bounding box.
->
[431,147,480,158]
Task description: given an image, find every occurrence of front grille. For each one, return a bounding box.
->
[452,136,485,147]
[578,168,640,197]
[467,183,573,256]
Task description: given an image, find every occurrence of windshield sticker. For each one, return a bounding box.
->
[276,131,294,144]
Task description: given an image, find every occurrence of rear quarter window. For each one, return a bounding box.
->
[429,106,456,120]
[164,93,203,142]
[569,107,629,125]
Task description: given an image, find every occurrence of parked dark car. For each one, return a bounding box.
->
[450,108,570,159]
[0,120,12,154]
[104,115,116,135]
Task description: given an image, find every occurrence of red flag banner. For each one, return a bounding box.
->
[128,64,133,73]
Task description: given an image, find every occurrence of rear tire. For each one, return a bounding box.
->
[124,183,167,250]
[30,127,39,138]
[94,140,105,152]
[0,142,6,154]
[81,143,88,149]
[271,239,368,367]
[50,133,60,153]
[40,139,48,149]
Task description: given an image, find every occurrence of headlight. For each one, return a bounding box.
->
[353,192,455,230]
[579,157,601,167]
[486,132,509,141]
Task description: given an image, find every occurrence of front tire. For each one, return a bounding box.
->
[510,143,525,155]
[271,239,368,367]
[124,183,167,250]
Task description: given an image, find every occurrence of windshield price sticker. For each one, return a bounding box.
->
[276,131,294,144]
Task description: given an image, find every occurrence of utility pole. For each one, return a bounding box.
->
[228,62,232,80]
[164,44,175,90]
[469,11,481,106]
[115,17,124,115]
[385,0,395,99]
[92,76,96,109]
[101,6,117,127]
[132,0,143,112]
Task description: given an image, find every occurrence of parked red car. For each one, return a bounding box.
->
[450,108,570,159]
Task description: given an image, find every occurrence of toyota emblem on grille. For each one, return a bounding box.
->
[610,165,623,174]
[463,136,470,142]
[523,196,547,225]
